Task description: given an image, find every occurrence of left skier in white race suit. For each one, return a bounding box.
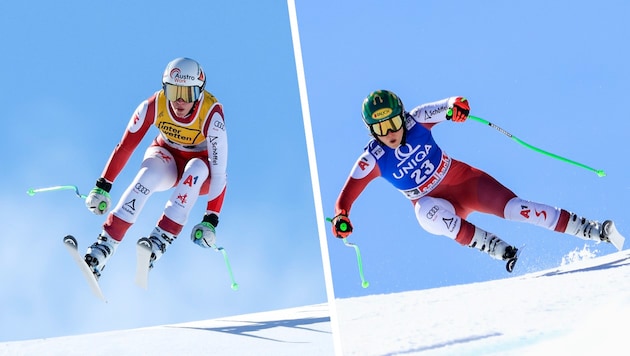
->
[83,57,228,278]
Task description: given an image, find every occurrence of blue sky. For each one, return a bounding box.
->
[295,0,630,298]
[0,0,328,342]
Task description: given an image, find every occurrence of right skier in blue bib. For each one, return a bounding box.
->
[331,90,624,272]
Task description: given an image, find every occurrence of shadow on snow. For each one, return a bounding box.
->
[167,316,331,343]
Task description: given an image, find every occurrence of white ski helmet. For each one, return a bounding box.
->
[162,57,206,102]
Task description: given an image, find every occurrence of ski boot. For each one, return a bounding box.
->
[138,226,177,269]
[565,214,625,250]
[84,232,120,279]
[469,227,520,272]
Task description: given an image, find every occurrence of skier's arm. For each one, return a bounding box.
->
[332,151,380,238]
[86,98,155,215]
[409,97,470,128]
[190,103,226,249]
[102,99,155,182]
[202,102,228,218]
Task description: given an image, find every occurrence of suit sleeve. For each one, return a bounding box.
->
[203,103,228,216]
[408,97,460,128]
[101,97,155,183]
[334,150,380,216]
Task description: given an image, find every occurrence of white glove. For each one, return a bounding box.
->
[191,222,216,248]
[85,178,112,215]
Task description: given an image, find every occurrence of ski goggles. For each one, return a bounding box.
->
[370,114,404,136]
[164,83,202,103]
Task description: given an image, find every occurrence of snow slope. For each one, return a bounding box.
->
[0,304,334,356]
[3,248,629,356]
[335,248,630,355]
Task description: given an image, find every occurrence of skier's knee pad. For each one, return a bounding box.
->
[503,197,560,230]
[414,196,461,239]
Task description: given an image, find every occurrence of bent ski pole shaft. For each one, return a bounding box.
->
[212,245,239,291]
[469,115,606,177]
[343,239,369,288]
[28,184,109,211]
[26,185,87,199]
[326,217,369,288]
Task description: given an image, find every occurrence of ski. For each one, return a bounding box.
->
[63,235,107,302]
[134,237,153,289]
[505,245,524,273]
[602,220,625,251]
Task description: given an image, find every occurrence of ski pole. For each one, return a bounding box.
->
[26,185,87,199]
[27,184,109,212]
[326,217,369,288]
[469,115,606,177]
[211,244,239,291]
[343,238,369,288]
[194,227,239,291]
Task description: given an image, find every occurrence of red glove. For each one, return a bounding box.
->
[331,213,353,239]
[446,97,470,122]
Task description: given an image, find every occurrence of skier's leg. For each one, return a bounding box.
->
[415,196,516,260]
[146,157,210,264]
[428,159,517,219]
[85,147,178,273]
[503,197,561,229]
[503,197,616,243]
[446,160,618,244]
